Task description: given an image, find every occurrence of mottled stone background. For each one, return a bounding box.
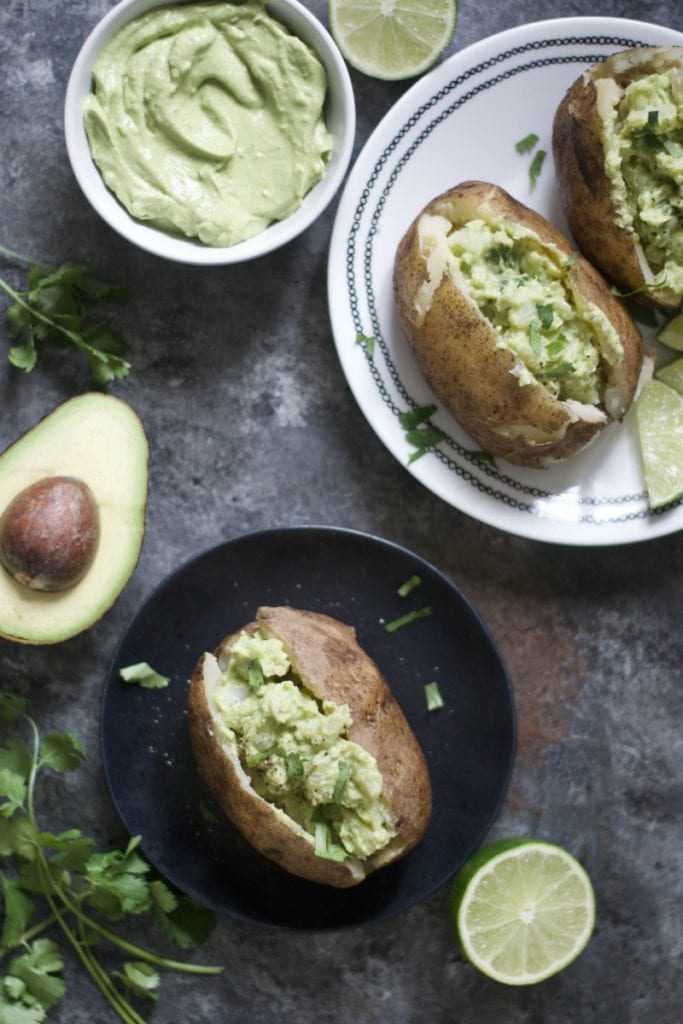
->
[0,1,681,1022]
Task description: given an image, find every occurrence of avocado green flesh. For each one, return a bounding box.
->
[83,1,332,247]
[0,395,148,644]
[446,218,623,405]
[212,631,397,861]
[603,67,683,298]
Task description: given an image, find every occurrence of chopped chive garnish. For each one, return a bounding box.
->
[119,662,170,688]
[538,360,574,379]
[333,761,350,804]
[515,132,539,154]
[546,334,567,358]
[285,753,304,778]
[398,574,422,597]
[247,658,265,690]
[384,606,432,633]
[528,149,546,187]
[356,332,375,357]
[425,681,444,711]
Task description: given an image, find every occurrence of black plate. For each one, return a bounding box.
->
[102,526,515,930]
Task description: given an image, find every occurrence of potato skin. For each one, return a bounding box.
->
[552,46,683,311]
[187,606,432,888]
[393,181,643,468]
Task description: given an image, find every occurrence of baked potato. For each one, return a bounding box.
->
[393,180,643,468]
[187,606,432,888]
[553,46,683,311]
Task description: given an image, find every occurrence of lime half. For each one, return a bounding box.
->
[450,838,595,986]
[329,0,457,81]
[655,355,683,397]
[636,379,683,510]
[657,311,683,351]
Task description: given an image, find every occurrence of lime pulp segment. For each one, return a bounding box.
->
[635,379,683,510]
[329,0,457,81]
[453,840,595,986]
[657,311,683,352]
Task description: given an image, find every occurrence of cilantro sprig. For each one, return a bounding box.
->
[0,691,221,1024]
[0,244,131,388]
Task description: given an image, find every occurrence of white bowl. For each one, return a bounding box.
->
[64,0,356,264]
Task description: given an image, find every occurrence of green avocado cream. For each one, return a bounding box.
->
[445,217,623,405]
[83,1,332,246]
[602,67,683,298]
[212,631,396,862]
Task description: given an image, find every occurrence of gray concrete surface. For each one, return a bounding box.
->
[0,1,681,1022]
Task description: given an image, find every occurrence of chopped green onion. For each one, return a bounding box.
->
[397,574,422,597]
[285,753,304,778]
[528,149,546,187]
[119,662,170,689]
[246,745,284,768]
[247,658,265,690]
[384,606,431,633]
[647,109,660,129]
[546,334,567,358]
[312,816,347,861]
[515,132,539,154]
[528,323,543,356]
[333,761,350,804]
[424,681,444,711]
[536,303,554,330]
[538,360,574,379]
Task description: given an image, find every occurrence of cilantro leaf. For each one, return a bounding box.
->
[0,246,131,387]
[113,961,160,1001]
[152,893,216,950]
[0,739,32,781]
[0,694,27,729]
[355,332,375,357]
[0,990,46,1024]
[0,771,27,819]
[1,876,35,950]
[7,939,65,1012]
[40,733,85,774]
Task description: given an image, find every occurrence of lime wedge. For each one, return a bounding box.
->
[329,0,457,81]
[449,838,595,986]
[655,355,683,396]
[635,379,683,510]
[657,311,683,351]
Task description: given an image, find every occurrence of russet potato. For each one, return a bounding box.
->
[552,46,683,312]
[187,606,432,888]
[393,181,643,468]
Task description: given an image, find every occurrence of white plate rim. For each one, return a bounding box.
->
[327,16,683,546]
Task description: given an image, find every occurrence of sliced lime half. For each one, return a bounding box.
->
[449,838,596,986]
[329,0,457,81]
[657,311,683,351]
[655,355,683,397]
[636,379,683,510]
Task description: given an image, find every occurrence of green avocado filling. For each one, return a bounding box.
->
[602,67,683,298]
[211,631,397,861]
[446,217,623,404]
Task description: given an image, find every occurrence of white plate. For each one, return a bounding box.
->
[328,17,683,546]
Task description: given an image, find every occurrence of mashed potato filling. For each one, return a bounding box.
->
[601,67,683,298]
[443,217,623,405]
[211,631,396,861]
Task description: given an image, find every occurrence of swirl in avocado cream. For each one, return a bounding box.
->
[83,1,332,246]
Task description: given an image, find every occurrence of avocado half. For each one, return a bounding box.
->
[0,393,148,644]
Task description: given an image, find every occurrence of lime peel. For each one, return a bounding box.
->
[449,838,596,986]
[329,0,457,81]
[635,379,683,510]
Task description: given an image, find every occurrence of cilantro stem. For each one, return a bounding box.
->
[0,275,80,347]
[75,915,146,1024]
[16,910,59,945]
[0,243,38,267]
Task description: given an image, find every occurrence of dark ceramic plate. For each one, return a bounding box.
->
[101,526,515,931]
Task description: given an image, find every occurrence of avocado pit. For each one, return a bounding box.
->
[0,476,100,592]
